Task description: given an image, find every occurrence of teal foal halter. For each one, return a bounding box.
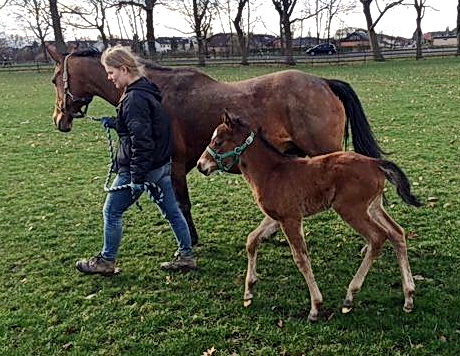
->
[206,131,255,172]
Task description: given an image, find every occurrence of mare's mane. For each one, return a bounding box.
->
[67,48,102,58]
[140,58,211,77]
[64,48,211,80]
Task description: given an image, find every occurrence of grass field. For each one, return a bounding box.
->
[1,57,460,355]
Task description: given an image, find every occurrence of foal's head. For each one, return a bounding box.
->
[197,111,256,175]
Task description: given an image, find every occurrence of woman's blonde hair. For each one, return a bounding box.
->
[101,46,144,76]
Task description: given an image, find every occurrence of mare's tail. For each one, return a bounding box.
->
[378,160,423,207]
[326,79,384,159]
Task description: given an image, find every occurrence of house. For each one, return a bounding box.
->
[207,33,237,56]
[425,28,457,47]
[291,37,318,51]
[339,30,370,51]
[339,30,410,51]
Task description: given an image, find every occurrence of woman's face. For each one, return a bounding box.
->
[104,65,129,89]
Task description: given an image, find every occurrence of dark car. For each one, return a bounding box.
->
[306,43,337,56]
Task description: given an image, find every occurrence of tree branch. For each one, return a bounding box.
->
[370,0,404,31]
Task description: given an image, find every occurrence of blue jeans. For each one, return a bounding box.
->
[101,162,193,260]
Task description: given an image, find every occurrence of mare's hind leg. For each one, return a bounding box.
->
[372,198,415,312]
[171,162,199,245]
[279,218,323,322]
[334,202,387,313]
[244,216,279,307]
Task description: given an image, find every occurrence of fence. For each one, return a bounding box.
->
[1,47,458,73]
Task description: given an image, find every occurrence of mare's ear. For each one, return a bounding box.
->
[46,44,63,63]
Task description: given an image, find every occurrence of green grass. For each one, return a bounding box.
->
[1,57,460,355]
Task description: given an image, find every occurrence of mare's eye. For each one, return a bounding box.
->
[51,77,56,85]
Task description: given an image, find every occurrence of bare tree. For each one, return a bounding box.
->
[114,1,161,58]
[11,0,51,60]
[412,0,425,60]
[405,0,436,60]
[48,0,65,52]
[323,0,356,41]
[225,0,251,64]
[314,0,325,44]
[359,0,404,61]
[0,0,9,9]
[171,0,216,66]
[272,0,325,65]
[61,0,111,48]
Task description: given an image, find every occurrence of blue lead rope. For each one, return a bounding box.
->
[90,117,164,210]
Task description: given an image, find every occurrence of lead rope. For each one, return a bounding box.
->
[90,117,164,210]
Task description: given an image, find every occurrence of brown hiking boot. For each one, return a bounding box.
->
[76,254,116,276]
[160,254,197,272]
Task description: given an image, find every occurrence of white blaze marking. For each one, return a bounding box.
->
[211,129,218,140]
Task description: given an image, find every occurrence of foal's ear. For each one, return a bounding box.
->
[46,44,64,63]
[222,109,234,127]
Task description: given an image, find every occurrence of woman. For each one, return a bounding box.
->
[76,46,196,275]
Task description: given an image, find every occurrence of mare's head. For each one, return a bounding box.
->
[46,44,116,132]
[197,110,256,175]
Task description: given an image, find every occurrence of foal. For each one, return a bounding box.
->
[197,112,422,322]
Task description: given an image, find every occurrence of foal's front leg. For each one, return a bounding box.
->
[244,216,279,307]
[280,218,323,322]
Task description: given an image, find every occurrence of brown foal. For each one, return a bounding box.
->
[197,112,422,322]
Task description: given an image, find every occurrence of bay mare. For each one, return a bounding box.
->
[197,112,421,322]
[46,45,384,245]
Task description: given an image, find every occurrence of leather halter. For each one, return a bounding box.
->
[58,53,93,118]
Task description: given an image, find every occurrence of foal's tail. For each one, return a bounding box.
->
[326,79,385,159]
[378,160,423,207]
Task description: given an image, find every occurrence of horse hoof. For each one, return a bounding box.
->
[342,306,353,314]
[403,306,413,313]
[243,299,252,308]
[307,313,319,323]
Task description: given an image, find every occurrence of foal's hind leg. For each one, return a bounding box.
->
[373,200,415,312]
[244,216,279,307]
[334,203,387,313]
[279,218,323,322]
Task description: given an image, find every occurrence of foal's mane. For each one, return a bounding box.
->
[234,120,296,158]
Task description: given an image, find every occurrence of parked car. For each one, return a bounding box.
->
[306,43,337,56]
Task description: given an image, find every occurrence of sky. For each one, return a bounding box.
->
[155,1,456,39]
[0,1,457,42]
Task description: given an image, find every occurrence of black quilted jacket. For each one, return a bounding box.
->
[113,76,171,184]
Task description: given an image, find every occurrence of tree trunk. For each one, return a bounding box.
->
[145,0,157,59]
[233,0,249,66]
[49,0,65,53]
[415,2,423,60]
[283,18,295,65]
[197,37,206,66]
[457,0,460,56]
[362,1,384,61]
[98,26,109,48]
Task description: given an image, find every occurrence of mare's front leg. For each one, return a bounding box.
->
[171,161,199,245]
[279,218,323,322]
[244,216,279,307]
